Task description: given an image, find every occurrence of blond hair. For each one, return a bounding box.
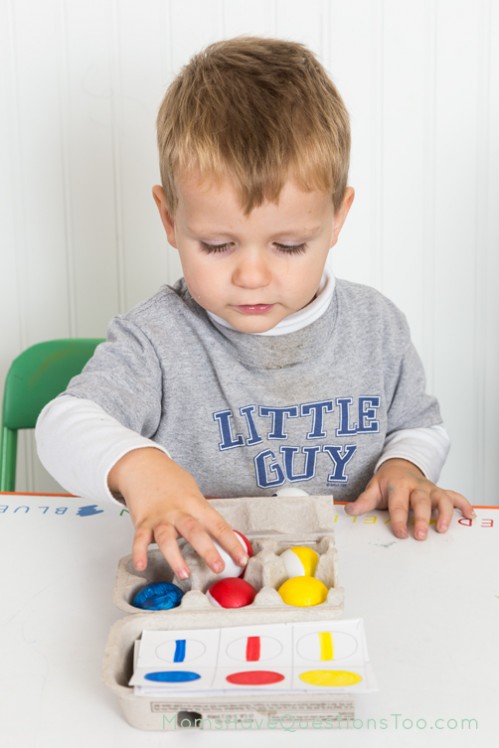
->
[157,36,350,214]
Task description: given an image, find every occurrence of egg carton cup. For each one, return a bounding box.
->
[104,495,350,730]
[113,495,343,618]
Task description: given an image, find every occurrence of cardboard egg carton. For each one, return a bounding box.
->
[103,495,351,731]
[113,495,343,618]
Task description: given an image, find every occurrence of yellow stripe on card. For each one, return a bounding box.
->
[319,631,334,661]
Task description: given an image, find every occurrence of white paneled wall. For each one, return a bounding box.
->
[1,0,498,502]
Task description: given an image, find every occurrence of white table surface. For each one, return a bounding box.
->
[0,493,498,747]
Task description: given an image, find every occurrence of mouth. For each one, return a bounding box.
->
[234,304,275,315]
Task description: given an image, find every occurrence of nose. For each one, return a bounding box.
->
[232,248,272,289]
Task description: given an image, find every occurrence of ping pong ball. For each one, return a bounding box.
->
[131,581,184,611]
[278,576,329,607]
[280,546,319,578]
[206,577,257,608]
[211,530,254,578]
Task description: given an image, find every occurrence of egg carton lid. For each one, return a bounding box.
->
[203,493,335,536]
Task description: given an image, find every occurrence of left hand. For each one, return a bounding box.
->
[345,458,475,540]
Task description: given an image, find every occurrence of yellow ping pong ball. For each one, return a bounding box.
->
[280,546,319,578]
[278,576,329,607]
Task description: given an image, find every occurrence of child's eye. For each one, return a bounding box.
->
[199,241,307,255]
[274,242,307,255]
[200,241,234,254]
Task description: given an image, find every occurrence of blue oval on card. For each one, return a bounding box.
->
[145,670,201,683]
[131,581,184,611]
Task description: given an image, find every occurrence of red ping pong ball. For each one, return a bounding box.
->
[206,577,257,608]
[212,530,254,578]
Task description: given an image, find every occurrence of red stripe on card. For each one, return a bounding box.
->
[245,636,261,661]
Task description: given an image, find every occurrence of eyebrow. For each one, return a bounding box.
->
[185,225,323,239]
[271,226,322,239]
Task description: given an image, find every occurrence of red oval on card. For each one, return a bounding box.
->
[226,670,285,686]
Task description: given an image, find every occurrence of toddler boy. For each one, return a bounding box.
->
[36,37,473,578]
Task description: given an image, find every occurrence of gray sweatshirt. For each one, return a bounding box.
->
[55,276,443,500]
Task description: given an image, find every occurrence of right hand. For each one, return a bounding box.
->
[108,447,248,577]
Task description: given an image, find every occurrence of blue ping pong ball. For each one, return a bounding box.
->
[131,581,184,610]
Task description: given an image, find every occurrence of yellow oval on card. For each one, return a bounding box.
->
[299,669,362,687]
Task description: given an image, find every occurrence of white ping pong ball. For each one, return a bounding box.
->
[212,531,254,578]
[280,546,319,578]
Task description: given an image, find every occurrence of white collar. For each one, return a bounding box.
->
[207,266,336,336]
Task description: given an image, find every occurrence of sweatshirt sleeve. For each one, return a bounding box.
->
[375,424,450,483]
[35,394,169,503]
[63,314,167,436]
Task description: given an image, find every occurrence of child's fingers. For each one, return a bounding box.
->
[174,512,227,574]
[410,487,433,540]
[345,479,383,515]
[153,520,191,579]
[175,503,249,570]
[386,489,412,539]
[346,462,474,543]
[433,490,455,534]
[433,489,475,532]
[443,489,476,518]
[132,525,154,571]
[203,508,250,567]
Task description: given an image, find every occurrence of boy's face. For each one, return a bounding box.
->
[153,174,353,334]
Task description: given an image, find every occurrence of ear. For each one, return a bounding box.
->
[330,187,355,247]
[152,185,177,248]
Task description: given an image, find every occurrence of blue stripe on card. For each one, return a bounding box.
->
[174,639,186,663]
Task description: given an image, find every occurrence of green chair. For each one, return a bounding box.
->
[0,338,103,492]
